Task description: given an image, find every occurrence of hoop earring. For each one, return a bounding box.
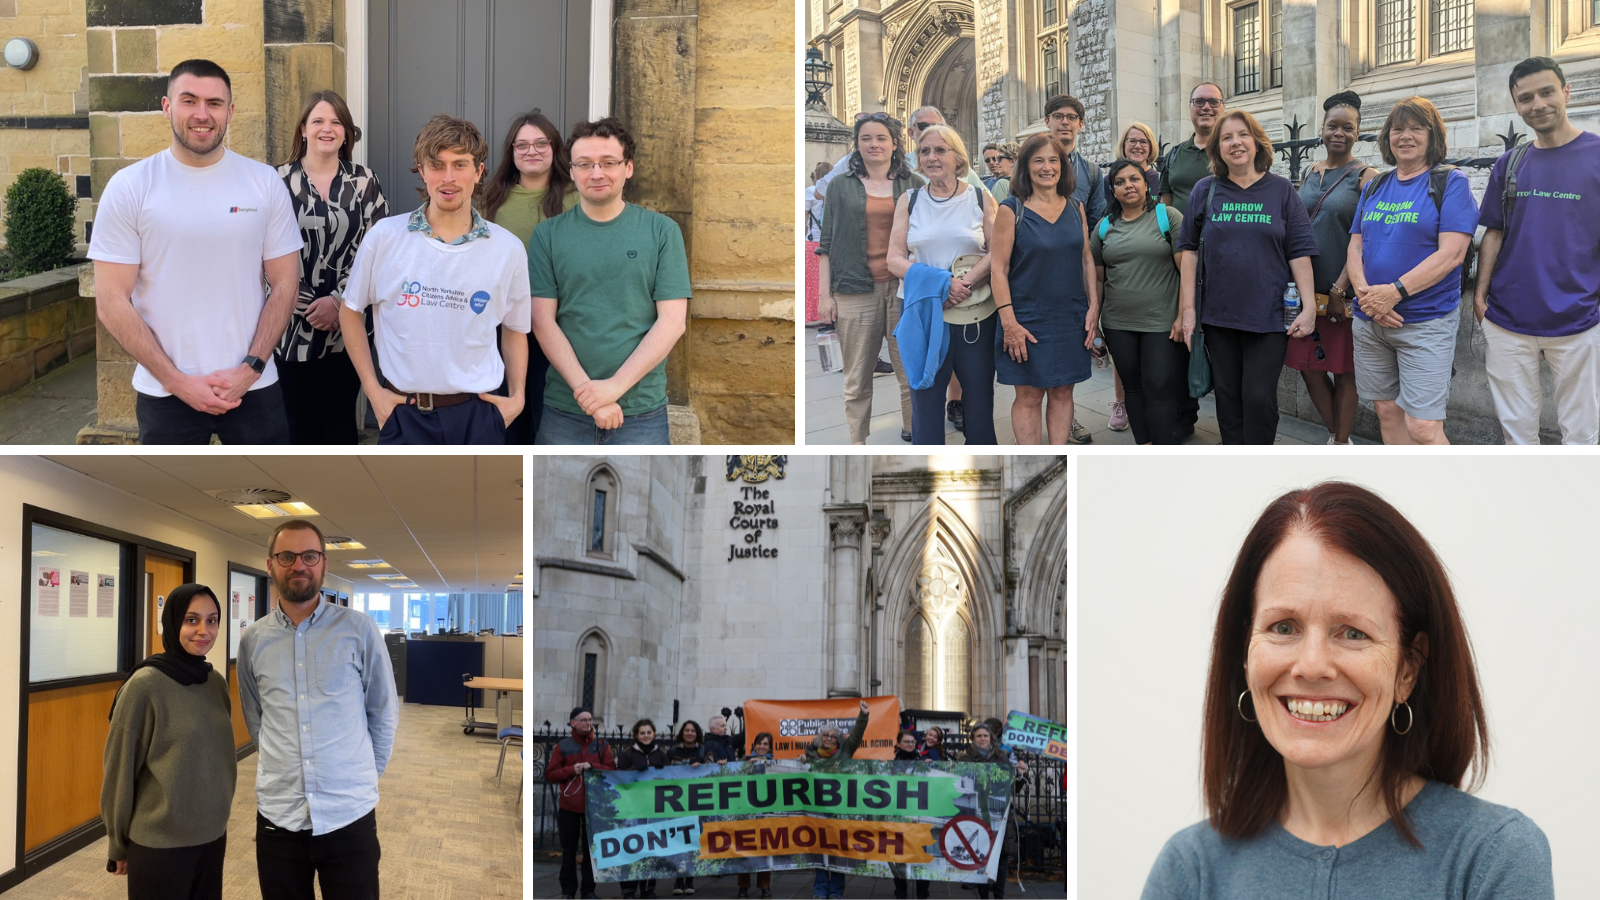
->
[1237,690,1257,723]
[1391,701,1413,735]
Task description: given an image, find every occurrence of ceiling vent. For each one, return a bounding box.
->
[210,488,292,505]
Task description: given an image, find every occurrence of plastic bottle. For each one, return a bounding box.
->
[1283,284,1302,331]
[1090,334,1110,369]
[816,327,842,374]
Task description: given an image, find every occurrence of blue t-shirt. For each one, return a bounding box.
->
[1176,172,1318,334]
[1349,167,1478,324]
[1478,130,1600,337]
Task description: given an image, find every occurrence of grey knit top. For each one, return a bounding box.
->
[101,667,237,860]
[1140,781,1553,900]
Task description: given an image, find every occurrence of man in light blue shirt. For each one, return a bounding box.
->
[238,519,398,900]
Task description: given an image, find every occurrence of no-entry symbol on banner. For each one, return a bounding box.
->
[939,815,994,871]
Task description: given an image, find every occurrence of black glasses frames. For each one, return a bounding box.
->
[270,550,327,567]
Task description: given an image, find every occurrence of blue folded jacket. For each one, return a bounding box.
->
[894,263,951,390]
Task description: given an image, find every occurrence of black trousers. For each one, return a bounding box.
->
[1204,325,1288,445]
[557,807,594,898]
[377,396,508,444]
[1104,328,1189,444]
[891,874,930,898]
[503,327,548,444]
[255,809,380,900]
[136,382,291,444]
[126,833,225,900]
[275,351,362,444]
[912,318,998,445]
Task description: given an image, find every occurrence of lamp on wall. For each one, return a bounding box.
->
[4,37,39,70]
[805,47,833,111]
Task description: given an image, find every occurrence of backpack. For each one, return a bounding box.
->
[1097,203,1172,246]
[1482,141,1535,285]
[1358,165,1475,293]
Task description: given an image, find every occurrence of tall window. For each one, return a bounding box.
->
[1043,43,1059,101]
[582,653,598,709]
[586,467,618,558]
[1234,3,1261,94]
[590,489,606,552]
[1042,0,1057,27]
[1269,0,1283,87]
[1037,7,1069,117]
[1429,0,1473,55]
[905,615,933,710]
[1377,0,1416,64]
[577,632,608,721]
[941,616,971,716]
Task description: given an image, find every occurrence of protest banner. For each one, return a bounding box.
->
[742,695,902,759]
[585,757,1013,884]
[1001,709,1067,762]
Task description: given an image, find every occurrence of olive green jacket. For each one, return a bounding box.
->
[816,168,924,295]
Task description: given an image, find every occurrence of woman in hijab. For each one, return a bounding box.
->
[102,584,236,900]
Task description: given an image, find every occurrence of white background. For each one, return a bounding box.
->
[1076,454,1600,898]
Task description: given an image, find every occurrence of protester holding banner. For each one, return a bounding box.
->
[806,700,871,898]
[616,720,668,900]
[918,725,949,761]
[735,738,775,900]
[667,720,708,896]
[546,706,616,900]
[891,732,933,900]
[960,723,1029,900]
[706,716,740,763]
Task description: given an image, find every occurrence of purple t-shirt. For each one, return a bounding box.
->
[1349,167,1477,324]
[1177,172,1318,333]
[1479,130,1600,337]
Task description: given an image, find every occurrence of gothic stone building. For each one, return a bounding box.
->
[530,455,1068,736]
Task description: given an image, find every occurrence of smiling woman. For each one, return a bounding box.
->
[1139,482,1554,899]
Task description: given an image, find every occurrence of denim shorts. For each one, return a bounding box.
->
[534,404,670,445]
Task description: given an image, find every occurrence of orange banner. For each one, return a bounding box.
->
[743,696,902,760]
[699,816,935,864]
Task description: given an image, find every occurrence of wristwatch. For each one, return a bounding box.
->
[1393,281,1411,302]
[242,355,267,374]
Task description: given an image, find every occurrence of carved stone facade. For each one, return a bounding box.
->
[531,455,1069,736]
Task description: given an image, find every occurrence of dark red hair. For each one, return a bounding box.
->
[1201,482,1488,847]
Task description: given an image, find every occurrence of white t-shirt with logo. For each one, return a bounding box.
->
[342,215,532,394]
[88,149,304,397]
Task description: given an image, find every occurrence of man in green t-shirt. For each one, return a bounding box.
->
[529,117,691,444]
[1158,82,1224,215]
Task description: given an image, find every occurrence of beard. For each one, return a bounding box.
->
[173,119,227,156]
[274,569,323,606]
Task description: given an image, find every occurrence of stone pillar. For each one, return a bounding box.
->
[1108,0,1158,150]
[264,0,347,166]
[1003,633,1030,719]
[839,7,887,122]
[1278,0,1340,144]
[1069,0,1113,161]
[1155,0,1205,148]
[827,512,865,698]
[1472,0,1534,148]
[1027,650,1039,715]
[974,0,1014,145]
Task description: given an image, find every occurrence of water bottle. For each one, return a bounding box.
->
[1283,284,1302,331]
[1090,334,1111,369]
[816,327,842,374]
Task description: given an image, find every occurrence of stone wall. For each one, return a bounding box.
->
[0,0,91,250]
[1068,0,1112,161]
[0,264,94,396]
[975,0,1006,143]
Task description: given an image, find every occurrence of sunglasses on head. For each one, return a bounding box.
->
[1310,330,1326,362]
[855,111,903,127]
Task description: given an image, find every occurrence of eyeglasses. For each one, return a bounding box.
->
[572,159,627,172]
[1047,112,1082,125]
[271,550,326,567]
[1190,98,1224,108]
[513,139,552,154]
[918,146,954,157]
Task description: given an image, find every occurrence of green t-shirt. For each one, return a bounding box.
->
[529,203,692,416]
[1089,205,1184,333]
[490,184,580,251]
[1162,137,1212,215]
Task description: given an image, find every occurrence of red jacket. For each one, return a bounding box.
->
[545,732,616,813]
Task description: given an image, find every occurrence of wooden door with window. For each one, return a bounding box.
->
[144,554,187,658]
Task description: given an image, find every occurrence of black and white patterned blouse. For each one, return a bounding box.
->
[275,159,389,361]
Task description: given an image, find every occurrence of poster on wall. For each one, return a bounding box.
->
[69,570,90,617]
[36,566,60,616]
[97,574,116,618]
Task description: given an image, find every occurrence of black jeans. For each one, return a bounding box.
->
[126,833,225,900]
[558,808,594,897]
[275,351,362,444]
[1204,325,1288,445]
[136,382,291,444]
[255,809,380,900]
[912,318,998,444]
[1104,328,1189,444]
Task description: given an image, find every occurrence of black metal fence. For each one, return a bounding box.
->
[528,723,1067,872]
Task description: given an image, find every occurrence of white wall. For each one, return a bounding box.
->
[1077,455,1600,898]
[0,457,354,878]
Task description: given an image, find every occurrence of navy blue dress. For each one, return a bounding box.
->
[995,197,1092,387]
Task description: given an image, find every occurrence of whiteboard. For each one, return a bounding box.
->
[229,569,260,660]
[30,523,122,683]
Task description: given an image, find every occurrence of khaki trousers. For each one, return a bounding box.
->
[835,280,911,442]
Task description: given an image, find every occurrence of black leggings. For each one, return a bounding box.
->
[126,833,225,900]
[1103,328,1188,444]
[1204,325,1288,444]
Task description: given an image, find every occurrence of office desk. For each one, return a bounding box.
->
[463,676,522,735]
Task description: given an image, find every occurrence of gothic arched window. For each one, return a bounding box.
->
[905,614,934,710]
[586,467,618,559]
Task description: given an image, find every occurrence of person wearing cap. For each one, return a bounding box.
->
[546,706,616,900]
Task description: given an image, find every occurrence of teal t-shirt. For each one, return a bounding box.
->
[529,203,692,416]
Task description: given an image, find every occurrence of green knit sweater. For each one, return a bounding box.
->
[101,667,236,860]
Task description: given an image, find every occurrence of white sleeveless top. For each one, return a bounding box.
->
[898,183,986,300]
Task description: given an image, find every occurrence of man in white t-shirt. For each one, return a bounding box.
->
[88,59,303,444]
[340,114,530,444]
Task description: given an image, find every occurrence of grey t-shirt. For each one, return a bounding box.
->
[1090,205,1185,333]
[1140,781,1553,900]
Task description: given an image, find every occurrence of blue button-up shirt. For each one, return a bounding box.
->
[238,599,399,834]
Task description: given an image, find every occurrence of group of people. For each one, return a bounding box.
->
[813,56,1599,445]
[101,519,398,899]
[89,58,691,445]
[546,703,1039,900]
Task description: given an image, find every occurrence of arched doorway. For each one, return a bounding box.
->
[922,38,977,161]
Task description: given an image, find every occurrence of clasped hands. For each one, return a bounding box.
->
[942,275,973,310]
[172,363,261,415]
[574,378,625,430]
[1350,282,1405,328]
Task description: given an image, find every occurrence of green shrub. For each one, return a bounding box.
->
[4,168,77,278]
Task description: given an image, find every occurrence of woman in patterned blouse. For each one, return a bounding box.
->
[482,110,578,444]
[275,90,389,443]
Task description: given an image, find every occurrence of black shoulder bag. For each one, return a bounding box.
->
[1187,178,1218,399]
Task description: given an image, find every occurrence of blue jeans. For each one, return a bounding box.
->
[910,318,998,444]
[813,868,845,898]
[535,404,670,445]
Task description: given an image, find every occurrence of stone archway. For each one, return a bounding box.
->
[922,38,977,159]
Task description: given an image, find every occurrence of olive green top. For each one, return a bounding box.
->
[489,183,580,251]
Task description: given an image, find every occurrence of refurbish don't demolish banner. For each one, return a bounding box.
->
[585,758,1013,884]
[1001,710,1067,762]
